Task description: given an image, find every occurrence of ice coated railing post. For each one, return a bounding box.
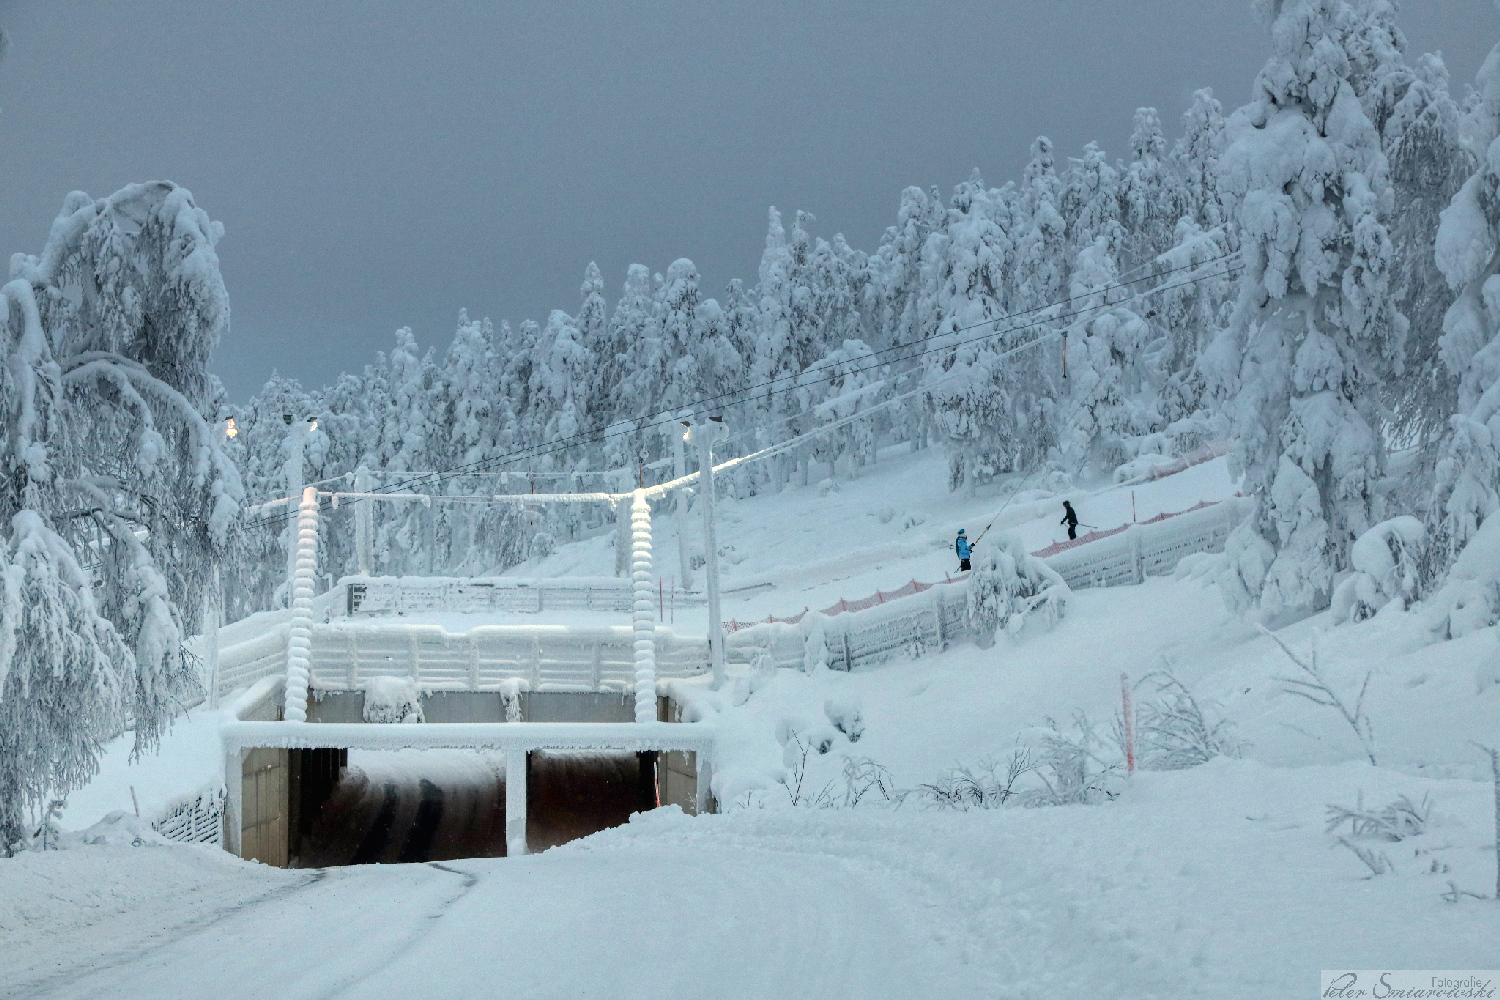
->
[631,489,657,723]
[283,486,319,722]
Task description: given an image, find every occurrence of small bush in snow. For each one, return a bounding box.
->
[1017,712,1122,806]
[965,532,1070,644]
[529,531,556,561]
[1330,517,1426,622]
[1132,671,1244,770]
[919,751,1034,810]
[823,696,864,742]
[1325,791,1430,842]
[1260,626,1377,767]
[363,677,424,724]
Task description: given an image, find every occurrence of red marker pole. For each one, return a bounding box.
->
[1131,491,1137,524]
[1121,673,1136,776]
[659,577,664,622]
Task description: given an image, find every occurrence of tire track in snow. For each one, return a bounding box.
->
[3,869,330,1000]
[308,862,480,1000]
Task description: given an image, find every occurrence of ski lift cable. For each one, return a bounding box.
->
[241,255,1242,531]
[240,256,1244,531]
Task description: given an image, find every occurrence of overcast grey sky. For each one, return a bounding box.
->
[2,1,1494,401]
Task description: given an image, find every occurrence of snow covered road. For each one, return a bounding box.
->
[4,828,948,1000]
[7,757,1498,1000]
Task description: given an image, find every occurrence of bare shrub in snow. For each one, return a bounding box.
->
[1325,791,1430,841]
[1019,712,1123,806]
[919,750,1034,810]
[839,757,898,806]
[1259,626,1377,766]
[1132,671,1244,770]
[1336,836,1395,877]
[965,532,1069,645]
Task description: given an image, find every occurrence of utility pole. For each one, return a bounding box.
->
[686,419,726,688]
[673,424,692,590]
[354,465,374,576]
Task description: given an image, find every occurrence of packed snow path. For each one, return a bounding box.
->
[5,832,941,1000]
[7,757,1498,1000]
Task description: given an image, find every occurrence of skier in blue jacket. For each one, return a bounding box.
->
[955,529,972,572]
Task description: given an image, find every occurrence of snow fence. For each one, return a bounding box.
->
[726,496,1254,671]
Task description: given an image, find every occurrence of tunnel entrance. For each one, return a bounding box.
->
[287,749,662,866]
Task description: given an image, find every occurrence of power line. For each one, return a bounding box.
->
[240,254,1243,531]
[241,252,1242,532]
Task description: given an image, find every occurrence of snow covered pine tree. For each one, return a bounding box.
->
[1213,0,1409,618]
[0,183,242,851]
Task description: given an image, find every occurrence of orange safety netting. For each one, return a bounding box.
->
[722,495,1233,631]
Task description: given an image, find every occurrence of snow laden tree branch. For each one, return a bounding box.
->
[1213,0,1410,618]
[0,182,242,851]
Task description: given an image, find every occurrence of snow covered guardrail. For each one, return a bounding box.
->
[726,496,1255,672]
[306,623,710,693]
[1041,496,1254,591]
[726,583,970,673]
[338,575,703,616]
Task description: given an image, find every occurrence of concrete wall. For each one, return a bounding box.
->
[304,689,640,724]
[240,747,289,867]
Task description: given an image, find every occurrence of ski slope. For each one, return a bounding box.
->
[519,442,1239,624]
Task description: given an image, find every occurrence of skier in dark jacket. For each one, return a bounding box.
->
[955,529,972,571]
[1060,501,1079,540]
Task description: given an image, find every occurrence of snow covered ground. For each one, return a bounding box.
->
[5,756,1498,999]
[10,445,1500,997]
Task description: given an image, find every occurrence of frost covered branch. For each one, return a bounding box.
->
[1259,626,1376,766]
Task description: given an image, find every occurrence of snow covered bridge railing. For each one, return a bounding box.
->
[221,721,717,859]
[339,575,704,616]
[305,622,709,692]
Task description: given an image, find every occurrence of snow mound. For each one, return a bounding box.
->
[362,677,424,724]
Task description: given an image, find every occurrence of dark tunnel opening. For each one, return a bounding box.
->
[289,748,658,867]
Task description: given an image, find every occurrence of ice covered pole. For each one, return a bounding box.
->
[354,464,373,576]
[674,427,693,590]
[689,420,727,689]
[283,486,319,723]
[283,416,311,608]
[631,489,657,723]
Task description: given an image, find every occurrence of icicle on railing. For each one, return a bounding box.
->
[283,486,319,722]
[630,489,657,723]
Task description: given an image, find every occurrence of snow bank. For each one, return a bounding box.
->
[362,676,424,723]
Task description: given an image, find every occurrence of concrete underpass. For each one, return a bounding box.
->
[230,688,709,867]
[293,749,660,866]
